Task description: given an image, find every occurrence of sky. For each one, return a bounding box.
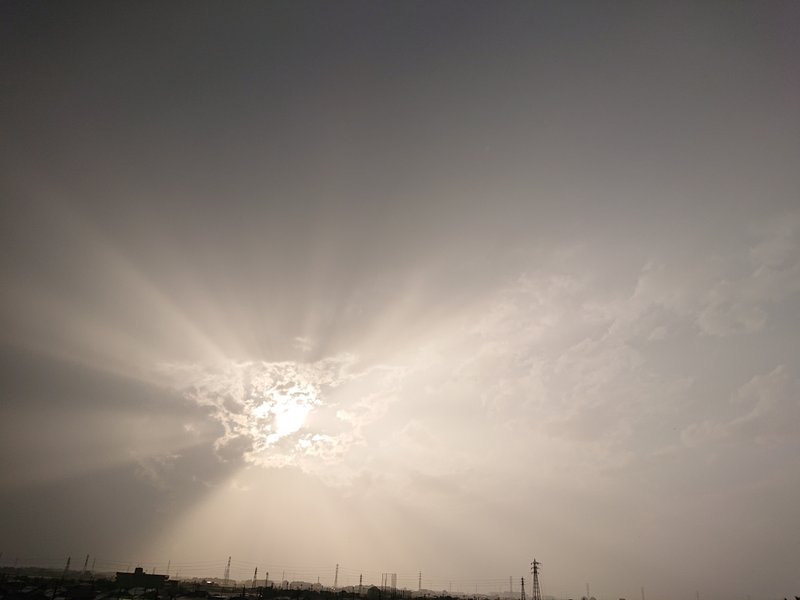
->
[1,2,799,599]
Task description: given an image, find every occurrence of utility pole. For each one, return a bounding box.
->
[166,561,171,577]
[82,555,89,577]
[53,556,71,600]
[359,574,363,596]
[252,568,258,590]
[334,564,339,590]
[419,572,422,592]
[586,584,590,600]
[223,557,231,588]
[640,587,645,600]
[265,572,269,588]
[510,576,513,594]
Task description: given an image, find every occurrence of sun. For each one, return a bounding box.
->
[161,358,360,468]
[272,395,313,439]
[251,383,318,446]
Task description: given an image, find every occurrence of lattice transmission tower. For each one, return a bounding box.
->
[530,559,542,600]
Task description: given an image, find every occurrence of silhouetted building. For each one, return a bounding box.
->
[116,567,168,590]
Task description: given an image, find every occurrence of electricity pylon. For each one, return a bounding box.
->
[530,559,542,600]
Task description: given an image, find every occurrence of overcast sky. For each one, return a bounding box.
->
[1,2,799,599]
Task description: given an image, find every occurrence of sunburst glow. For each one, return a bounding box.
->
[259,387,317,444]
[158,355,402,474]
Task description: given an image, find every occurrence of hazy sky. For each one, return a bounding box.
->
[1,2,799,599]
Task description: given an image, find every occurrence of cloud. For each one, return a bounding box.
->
[748,212,799,269]
[602,215,800,339]
[402,227,797,485]
[133,452,180,491]
[681,365,799,448]
[292,336,315,353]
[151,214,799,502]
[697,215,800,336]
[157,355,405,481]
